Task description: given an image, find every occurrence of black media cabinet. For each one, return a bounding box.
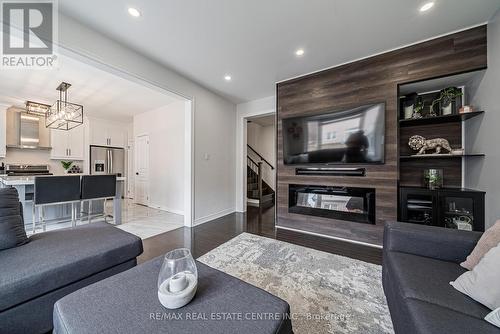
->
[399,186,485,232]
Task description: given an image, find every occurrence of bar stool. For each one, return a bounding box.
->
[33,176,81,233]
[80,175,117,224]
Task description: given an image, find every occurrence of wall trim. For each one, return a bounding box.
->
[194,208,235,226]
[276,22,488,84]
[276,225,383,249]
[235,107,276,212]
[149,204,184,216]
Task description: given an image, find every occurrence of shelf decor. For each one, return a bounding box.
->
[408,135,452,155]
[424,169,443,190]
[25,101,51,117]
[430,87,463,116]
[403,93,419,119]
[46,82,84,131]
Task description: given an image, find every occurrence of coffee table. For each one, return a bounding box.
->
[53,257,293,334]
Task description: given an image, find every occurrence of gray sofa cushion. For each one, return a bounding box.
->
[0,188,28,250]
[0,222,142,311]
[385,251,491,319]
[405,298,500,334]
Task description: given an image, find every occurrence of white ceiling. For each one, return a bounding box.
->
[0,53,182,122]
[59,0,500,104]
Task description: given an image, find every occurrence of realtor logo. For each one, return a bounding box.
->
[1,0,58,68]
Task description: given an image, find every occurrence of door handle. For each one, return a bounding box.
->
[136,172,139,175]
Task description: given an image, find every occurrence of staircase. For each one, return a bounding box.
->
[247,145,275,208]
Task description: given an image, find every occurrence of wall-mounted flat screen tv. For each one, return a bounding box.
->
[282,103,385,165]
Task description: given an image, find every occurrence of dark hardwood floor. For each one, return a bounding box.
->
[139,205,382,265]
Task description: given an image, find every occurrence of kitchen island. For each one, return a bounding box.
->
[0,175,125,231]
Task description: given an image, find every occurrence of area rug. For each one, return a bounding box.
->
[198,233,394,334]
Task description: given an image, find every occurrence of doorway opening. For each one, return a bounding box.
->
[244,114,276,237]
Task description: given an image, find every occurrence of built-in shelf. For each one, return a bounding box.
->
[399,111,484,127]
[400,153,485,160]
[400,186,485,193]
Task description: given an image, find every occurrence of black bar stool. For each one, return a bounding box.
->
[33,176,81,233]
[80,175,117,224]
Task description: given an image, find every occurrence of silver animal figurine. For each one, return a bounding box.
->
[408,135,452,155]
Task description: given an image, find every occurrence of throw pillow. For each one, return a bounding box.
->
[0,188,29,250]
[451,244,500,310]
[461,220,500,270]
[485,307,500,329]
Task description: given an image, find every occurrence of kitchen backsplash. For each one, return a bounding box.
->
[0,149,83,175]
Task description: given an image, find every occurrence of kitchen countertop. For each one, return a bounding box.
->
[0,175,126,186]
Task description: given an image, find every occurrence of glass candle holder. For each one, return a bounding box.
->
[423,169,444,190]
[157,248,198,309]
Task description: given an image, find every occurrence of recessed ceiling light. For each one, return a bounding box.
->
[224,75,232,81]
[419,2,434,12]
[295,49,305,56]
[128,7,141,17]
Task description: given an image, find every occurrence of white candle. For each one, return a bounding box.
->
[169,273,188,293]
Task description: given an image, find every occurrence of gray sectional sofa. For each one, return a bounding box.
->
[0,220,143,334]
[383,222,500,334]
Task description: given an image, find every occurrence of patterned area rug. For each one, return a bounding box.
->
[198,233,394,334]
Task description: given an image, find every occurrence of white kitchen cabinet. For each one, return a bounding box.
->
[50,125,84,160]
[89,118,126,148]
[0,106,6,158]
[89,121,108,146]
[106,125,125,147]
[67,125,84,159]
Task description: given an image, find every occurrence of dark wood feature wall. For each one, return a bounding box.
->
[276,26,487,246]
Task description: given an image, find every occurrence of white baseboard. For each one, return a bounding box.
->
[194,208,235,226]
[149,203,184,216]
[276,225,383,249]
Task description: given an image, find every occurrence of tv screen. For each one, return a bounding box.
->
[282,103,385,165]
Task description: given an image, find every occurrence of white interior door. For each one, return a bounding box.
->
[126,138,134,199]
[135,134,150,206]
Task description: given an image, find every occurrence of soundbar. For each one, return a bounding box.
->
[295,167,366,177]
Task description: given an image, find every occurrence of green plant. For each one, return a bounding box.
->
[431,87,463,112]
[61,161,73,170]
[413,101,425,118]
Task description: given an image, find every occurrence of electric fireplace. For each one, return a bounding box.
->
[288,184,375,224]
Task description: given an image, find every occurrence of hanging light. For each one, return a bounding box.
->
[46,82,84,130]
[26,100,51,117]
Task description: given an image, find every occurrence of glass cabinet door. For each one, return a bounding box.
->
[438,190,485,232]
[441,196,474,231]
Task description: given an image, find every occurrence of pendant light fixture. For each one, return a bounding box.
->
[46,82,84,130]
[26,101,51,117]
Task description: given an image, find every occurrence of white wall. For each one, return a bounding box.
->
[58,14,236,224]
[465,10,500,229]
[235,96,276,211]
[247,121,276,189]
[134,101,185,214]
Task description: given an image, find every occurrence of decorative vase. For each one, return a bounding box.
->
[423,169,443,190]
[442,104,452,115]
[157,248,198,309]
[404,105,414,119]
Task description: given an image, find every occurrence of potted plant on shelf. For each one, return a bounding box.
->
[431,87,463,116]
[402,92,419,119]
[412,99,425,119]
[61,161,73,174]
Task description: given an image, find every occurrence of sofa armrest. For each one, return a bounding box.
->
[383,222,482,263]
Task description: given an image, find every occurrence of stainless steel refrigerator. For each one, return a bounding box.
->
[90,145,125,176]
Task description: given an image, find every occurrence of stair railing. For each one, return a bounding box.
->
[247,145,274,170]
[247,152,267,207]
